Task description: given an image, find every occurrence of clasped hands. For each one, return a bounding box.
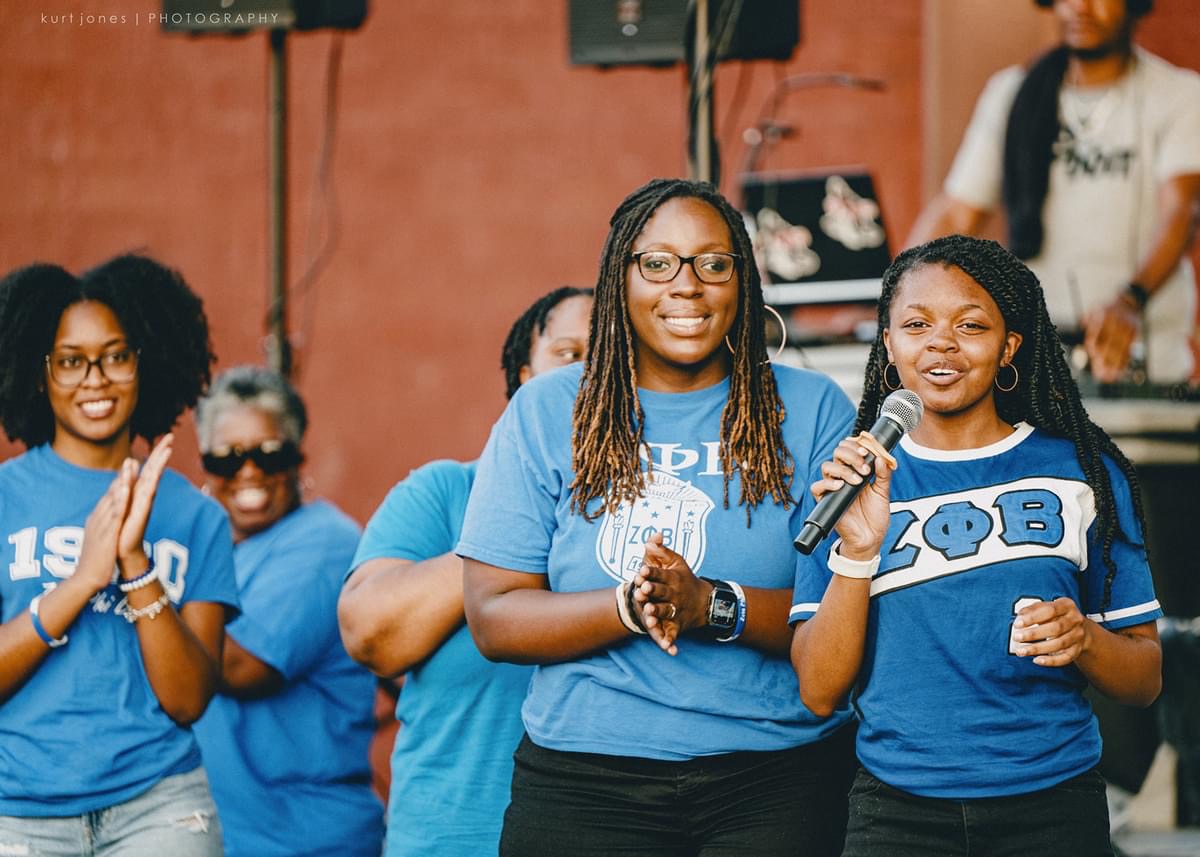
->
[630,532,712,657]
[74,435,174,597]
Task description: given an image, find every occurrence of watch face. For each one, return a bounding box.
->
[710,592,738,629]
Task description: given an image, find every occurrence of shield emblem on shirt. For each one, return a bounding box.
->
[594,471,716,582]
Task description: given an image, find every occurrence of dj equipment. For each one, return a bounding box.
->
[741,169,892,307]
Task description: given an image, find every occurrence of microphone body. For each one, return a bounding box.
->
[794,390,923,555]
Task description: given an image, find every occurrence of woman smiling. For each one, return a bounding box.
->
[458,178,858,856]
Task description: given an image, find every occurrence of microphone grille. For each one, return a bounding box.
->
[880,389,924,433]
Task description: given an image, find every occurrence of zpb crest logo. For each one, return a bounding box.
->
[595,472,715,582]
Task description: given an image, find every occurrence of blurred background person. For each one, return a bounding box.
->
[192,366,383,857]
[907,0,1200,384]
[338,285,592,857]
[0,256,236,856]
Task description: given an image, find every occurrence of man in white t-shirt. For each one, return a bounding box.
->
[908,0,1200,383]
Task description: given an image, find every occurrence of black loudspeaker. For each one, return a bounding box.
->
[160,0,367,33]
[568,0,799,67]
[1033,0,1151,14]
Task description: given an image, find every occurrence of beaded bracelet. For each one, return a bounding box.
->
[118,560,158,593]
[29,593,69,648]
[614,580,648,635]
[123,592,170,624]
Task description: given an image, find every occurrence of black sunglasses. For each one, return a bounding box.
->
[201,439,303,478]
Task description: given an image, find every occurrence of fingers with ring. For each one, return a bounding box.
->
[665,603,677,620]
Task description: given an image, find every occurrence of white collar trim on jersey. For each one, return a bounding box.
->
[899,421,1034,462]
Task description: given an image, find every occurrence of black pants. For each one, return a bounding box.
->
[840,767,1113,857]
[500,723,856,857]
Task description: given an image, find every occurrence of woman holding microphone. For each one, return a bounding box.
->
[792,235,1162,856]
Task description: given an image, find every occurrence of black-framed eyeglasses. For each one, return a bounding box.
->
[44,348,140,389]
[201,439,303,478]
[629,251,740,284]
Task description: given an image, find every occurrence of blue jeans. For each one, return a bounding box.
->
[0,767,223,857]
[501,723,857,857]
[841,767,1113,857]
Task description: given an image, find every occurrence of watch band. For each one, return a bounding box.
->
[1124,281,1151,311]
[699,577,744,641]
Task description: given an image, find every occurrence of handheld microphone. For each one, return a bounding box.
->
[793,389,924,555]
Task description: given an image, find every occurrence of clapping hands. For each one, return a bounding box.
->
[74,435,174,594]
[630,533,712,656]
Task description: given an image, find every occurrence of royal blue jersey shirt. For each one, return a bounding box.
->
[792,424,1162,798]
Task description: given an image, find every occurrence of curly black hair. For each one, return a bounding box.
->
[0,254,215,447]
[570,178,794,523]
[500,286,594,400]
[859,235,1145,613]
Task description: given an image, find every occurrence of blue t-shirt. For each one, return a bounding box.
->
[0,444,239,816]
[457,361,856,760]
[194,500,383,857]
[791,423,1163,798]
[351,459,532,857]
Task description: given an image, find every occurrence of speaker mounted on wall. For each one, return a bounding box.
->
[568,0,799,67]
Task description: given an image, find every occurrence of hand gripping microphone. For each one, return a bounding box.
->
[793,389,924,555]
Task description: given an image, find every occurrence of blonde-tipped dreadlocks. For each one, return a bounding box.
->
[569,178,794,524]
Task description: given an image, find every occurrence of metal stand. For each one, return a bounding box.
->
[267,28,293,378]
[687,0,715,184]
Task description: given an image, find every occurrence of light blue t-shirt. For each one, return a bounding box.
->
[457,361,856,760]
[351,459,532,857]
[0,444,239,816]
[791,424,1163,798]
[194,499,383,857]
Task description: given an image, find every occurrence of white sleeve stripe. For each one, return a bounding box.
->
[1087,599,1161,623]
[789,602,821,619]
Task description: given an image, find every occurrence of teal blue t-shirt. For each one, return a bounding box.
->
[194,499,383,857]
[457,361,856,760]
[351,459,532,857]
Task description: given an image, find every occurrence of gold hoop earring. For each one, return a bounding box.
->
[883,361,902,392]
[995,363,1019,392]
[725,304,788,364]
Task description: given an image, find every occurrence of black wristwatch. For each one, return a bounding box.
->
[699,577,739,639]
[1124,281,1151,311]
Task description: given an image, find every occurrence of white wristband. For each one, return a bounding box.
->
[827,540,880,579]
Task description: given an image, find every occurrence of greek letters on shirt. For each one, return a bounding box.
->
[6,525,189,611]
[871,476,1094,598]
[594,440,725,583]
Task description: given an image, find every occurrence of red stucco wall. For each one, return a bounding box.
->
[1,1,1194,522]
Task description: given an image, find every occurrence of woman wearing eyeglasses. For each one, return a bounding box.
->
[190,365,383,857]
[0,256,237,856]
[458,179,858,856]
